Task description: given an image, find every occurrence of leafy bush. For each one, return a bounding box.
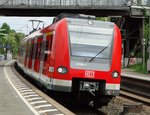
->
[129,63,147,74]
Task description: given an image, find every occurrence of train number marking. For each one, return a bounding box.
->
[85,71,95,78]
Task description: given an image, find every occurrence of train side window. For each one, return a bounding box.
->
[27,42,31,58]
[32,41,37,59]
[49,37,53,51]
[19,44,24,57]
[44,40,49,61]
[26,42,29,58]
[35,43,38,59]
[44,37,53,61]
[29,43,31,58]
[30,43,34,59]
[46,40,49,51]
[38,42,42,60]
[22,44,25,57]
[20,46,24,57]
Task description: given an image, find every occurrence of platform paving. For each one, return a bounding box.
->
[121,68,150,81]
[0,60,34,115]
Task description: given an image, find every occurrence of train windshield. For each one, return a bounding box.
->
[68,19,114,71]
[68,25,113,59]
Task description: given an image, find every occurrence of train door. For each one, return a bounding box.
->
[31,37,37,75]
[27,39,34,74]
[24,40,29,68]
[39,32,54,85]
[39,34,46,81]
[33,36,43,79]
[42,33,53,80]
[25,39,31,73]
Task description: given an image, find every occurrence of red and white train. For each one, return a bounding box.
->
[17,14,122,107]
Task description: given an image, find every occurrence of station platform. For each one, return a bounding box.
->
[0,60,34,115]
[121,68,150,81]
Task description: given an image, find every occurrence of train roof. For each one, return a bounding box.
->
[23,30,43,42]
[52,13,114,29]
[22,14,115,42]
[66,18,114,29]
[52,13,96,24]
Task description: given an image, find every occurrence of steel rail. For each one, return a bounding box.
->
[120,75,150,106]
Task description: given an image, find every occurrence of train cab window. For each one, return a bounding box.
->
[68,22,114,71]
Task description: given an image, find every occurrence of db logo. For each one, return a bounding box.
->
[85,71,95,78]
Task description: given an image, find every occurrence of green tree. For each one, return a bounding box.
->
[0,23,25,58]
[96,17,110,21]
[13,32,25,57]
[1,23,10,34]
[0,23,10,55]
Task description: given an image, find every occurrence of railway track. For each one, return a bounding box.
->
[120,75,150,106]
[73,107,106,115]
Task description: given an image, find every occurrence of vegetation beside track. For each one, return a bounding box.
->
[129,63,147,74]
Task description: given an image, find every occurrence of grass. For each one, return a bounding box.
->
[129,63,147,74]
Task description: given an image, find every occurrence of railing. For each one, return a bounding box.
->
[0,0,149,7]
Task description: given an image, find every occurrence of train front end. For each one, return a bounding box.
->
[54,17,122,107]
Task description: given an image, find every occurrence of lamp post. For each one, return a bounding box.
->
[149,14,150,58]
[142,38,146,69]
[148,14,150,73]
[142,17,146,69]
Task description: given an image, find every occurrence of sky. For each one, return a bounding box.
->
[0,16,54,35]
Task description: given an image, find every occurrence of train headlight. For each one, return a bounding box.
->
[112,71,119,78]
[57,66,68,74]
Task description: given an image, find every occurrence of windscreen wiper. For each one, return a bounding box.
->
[89,43,111,62]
